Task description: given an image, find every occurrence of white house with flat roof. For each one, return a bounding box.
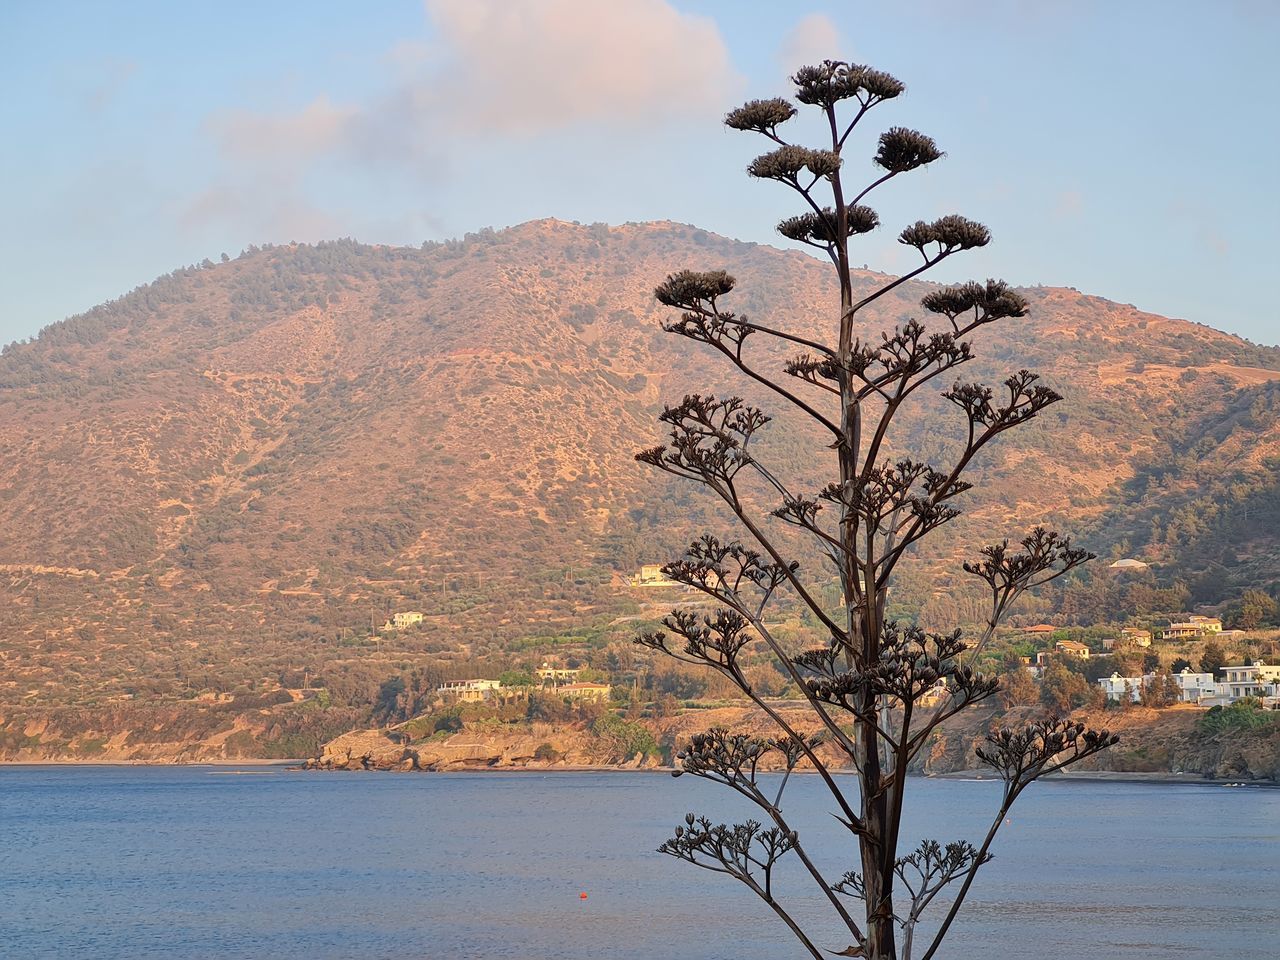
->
[1100,668,1227,705]
[1099,673,1141,703]
[436,679,502,702]
[1168,668,1221,704]
[1220,661,1280,700]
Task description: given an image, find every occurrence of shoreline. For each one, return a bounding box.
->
[0,758,304,767]
[3,759,1274,787]
[299,763,1270,786]
[926,768,1279,787]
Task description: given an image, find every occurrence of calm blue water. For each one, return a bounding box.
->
[1,767,1276,960]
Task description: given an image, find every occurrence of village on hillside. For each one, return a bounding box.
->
[384,564,1280,726]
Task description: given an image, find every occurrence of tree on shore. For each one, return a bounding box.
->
[635,59,1117,960]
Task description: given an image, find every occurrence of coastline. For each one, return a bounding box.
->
[0,758,304,767]
[927,768,1278,787]
[4,758,1274,787]
[297,763,1277,786]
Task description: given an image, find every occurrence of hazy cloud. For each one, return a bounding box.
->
[187,0,740,241]
[1169,198,1231,258]
[776,14,844,77]
[85,59,137,113]
[179,184,343,242]
[208,96,355,169]
[1054,189,1083,219]
[425,0,740,135]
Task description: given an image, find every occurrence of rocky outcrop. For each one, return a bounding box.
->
[308,707,864,774]
[0,698,360,763]
[305,721,640,772]
[306,702,1280,782]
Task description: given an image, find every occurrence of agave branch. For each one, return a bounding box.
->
[656,270,836,356]
[977,718,1120,798]
[660,815,797,909]
[912,719,1117,960]
[661,534,795,620]
[661,296,842,436]
[874,371,1065,589]
[836,836,989,960]
[842,284,1032,519]
[848,239,973,321]
[771,493,847,570]
[725,493,849,641]
[671,729,867,944]
[638,592,862,779]
[635,392,848,640]
[661,814,824,959]
[962,527,1095,661]
[634,585,859,762]
[899,840,990,960]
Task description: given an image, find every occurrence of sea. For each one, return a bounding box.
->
[1,766,1276,960]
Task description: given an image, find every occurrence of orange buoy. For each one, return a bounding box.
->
[579,891,588,900]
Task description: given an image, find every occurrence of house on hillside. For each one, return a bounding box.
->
[1024,624,1057,636]
[631,564,679,587]
[916,677,949,707]
[558,682,612,703]
[1108,558,1150,573]
[1055,640,1091,659]
[1099,673,1141,703]
[536,662,581,686]
[1158,615,1222,640]
[436,679,502,702]
[382,611,425,631]
[1100,668,1220,705]
[1121,627,1152,647]
[1168,668,1221,704]
[1220,661,1280,700]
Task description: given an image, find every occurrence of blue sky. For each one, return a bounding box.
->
[2,0,1277,347]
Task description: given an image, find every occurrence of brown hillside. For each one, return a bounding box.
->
[1,220,1278,747]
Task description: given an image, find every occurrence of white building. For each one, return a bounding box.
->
[536,662,581,685]
[1102,663,1280,707]
[1168,668,1220,704]
[631,564,680,587]
[436,678,502,702]
[382,611,425,631]
[1220,661,1280,700]
[1109,558,1150,572]
[1100,669,1226,705]
[1099,673,1141,703]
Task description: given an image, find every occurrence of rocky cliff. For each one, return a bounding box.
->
[307,703,1280,782]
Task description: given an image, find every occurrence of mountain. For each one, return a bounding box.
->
[2,219,1278,758]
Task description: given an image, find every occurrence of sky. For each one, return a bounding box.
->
[2,0,1277,347]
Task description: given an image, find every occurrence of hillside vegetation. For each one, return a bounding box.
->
[2,220,1278,756]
